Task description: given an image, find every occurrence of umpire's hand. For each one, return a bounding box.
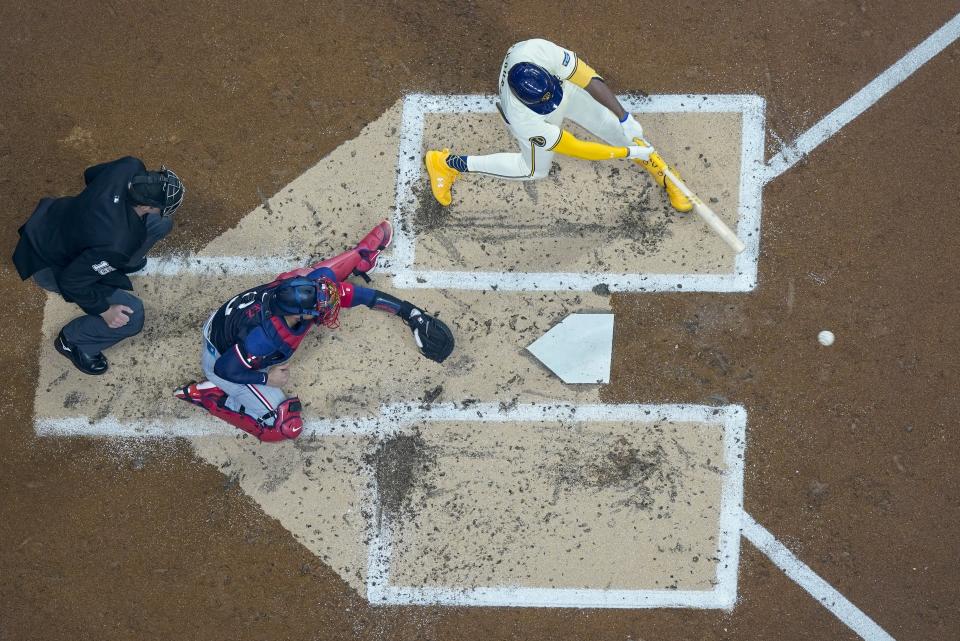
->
[100,304,134,328]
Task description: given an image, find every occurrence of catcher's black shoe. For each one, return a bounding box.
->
[54,330,108,375]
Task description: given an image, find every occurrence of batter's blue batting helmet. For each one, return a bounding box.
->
[507,62,563,115]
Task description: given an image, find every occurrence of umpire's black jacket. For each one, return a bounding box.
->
[13,156,149,315]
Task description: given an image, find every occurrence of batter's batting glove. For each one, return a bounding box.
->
[405,308,454,363]
[620,113,645,143]
[626,144,655,162]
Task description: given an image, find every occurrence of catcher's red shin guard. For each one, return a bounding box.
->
[352,219,393,277]
[258,397,304,442]
[174,381,226,406]
[206,397,267,440]
[174,382,300,442]
[276,220,394,283]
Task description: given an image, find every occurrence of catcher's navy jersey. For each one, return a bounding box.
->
[207,267,377,385]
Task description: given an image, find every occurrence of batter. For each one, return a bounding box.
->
[425,38,692,213]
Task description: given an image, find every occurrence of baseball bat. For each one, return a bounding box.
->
[633,139,746,254]
[662,167,745,254]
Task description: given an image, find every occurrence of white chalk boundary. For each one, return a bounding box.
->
[38,403,746,610]
[33,11,960,633]
[741,513,895,641]
[33,414,384,439]
[391,93,766,293]
[763,12,960,183]
[365,402,747,610]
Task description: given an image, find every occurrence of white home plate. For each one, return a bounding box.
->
[527,313,614,384]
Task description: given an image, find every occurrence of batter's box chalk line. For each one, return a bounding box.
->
[364,402,746,610]
[391,93,766,294]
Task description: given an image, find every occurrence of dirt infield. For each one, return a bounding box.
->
[2,2,959,640]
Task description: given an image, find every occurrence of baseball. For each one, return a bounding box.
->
[818,330,835,346]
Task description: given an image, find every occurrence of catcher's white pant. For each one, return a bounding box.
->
[467,84,628,180]
[201,315,287,423]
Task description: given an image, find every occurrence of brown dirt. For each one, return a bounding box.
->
[2,1,959,640]
[366,431,436,525]
[556,436,678,511]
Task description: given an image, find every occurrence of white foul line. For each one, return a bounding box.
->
[34,414,383,439]
[741,512,895,641]
[764,11,960,183]
[740,13,960,639]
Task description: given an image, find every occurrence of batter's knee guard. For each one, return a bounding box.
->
[259,397,304,441]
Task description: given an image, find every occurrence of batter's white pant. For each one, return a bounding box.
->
[201,315,287,424]
[466,84,630,180]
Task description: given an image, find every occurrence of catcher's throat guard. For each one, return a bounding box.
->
[269,276,341,328]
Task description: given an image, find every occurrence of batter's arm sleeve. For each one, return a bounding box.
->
[550,130,629,161]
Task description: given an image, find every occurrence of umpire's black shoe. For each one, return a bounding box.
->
[55,330,108,375]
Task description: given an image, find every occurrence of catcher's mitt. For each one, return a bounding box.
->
[407,310,454,363]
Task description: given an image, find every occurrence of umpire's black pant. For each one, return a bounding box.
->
[33,213,171,356]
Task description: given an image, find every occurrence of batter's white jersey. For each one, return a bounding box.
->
[497,39,580,148]
[465,38,626,180]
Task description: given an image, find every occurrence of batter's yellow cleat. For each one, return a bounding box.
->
[425,149,460,206]
[632,144,694,213]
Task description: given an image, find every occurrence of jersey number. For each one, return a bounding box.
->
[224,291,259,316]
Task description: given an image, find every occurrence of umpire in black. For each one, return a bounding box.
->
[13,156,184,375]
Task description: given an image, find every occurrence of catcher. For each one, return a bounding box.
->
[174,220,454,442]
